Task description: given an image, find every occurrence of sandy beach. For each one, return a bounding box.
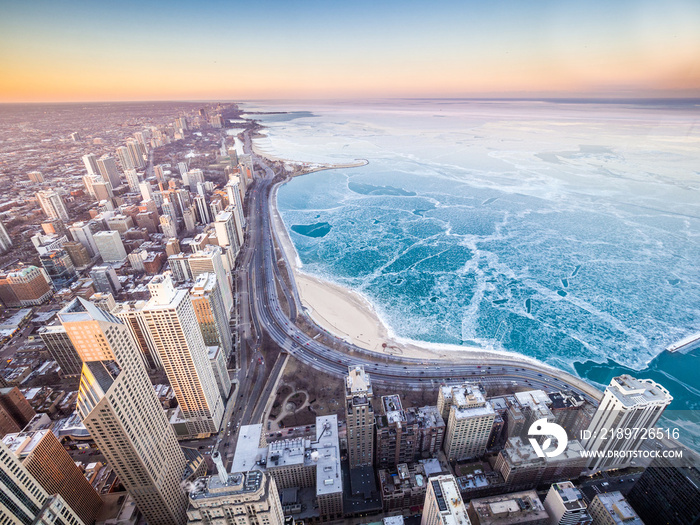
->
[269,185,540,364]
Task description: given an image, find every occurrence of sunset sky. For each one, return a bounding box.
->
[1,0,699,102]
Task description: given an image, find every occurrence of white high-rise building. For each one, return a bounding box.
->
[438,383,496,461]
[183,206,196,234]
[97,155,121,189]
[225,176,247,228]
[140,181,154,202]
[188,246,233,314]
[160,215,178,239]
[187,168,205,191]
[543,482,592,525]
[59,298,189,525]
[194,194,211,224]
[116,146,134,170]
[93,230,127,262]
[214,209,242,256]
[82,153,99,175]
[421,474,471,525]
[127,139,146,169]
[582,375,672,471]
[0,439,87,525]
[36,190,69,221]
[125,168,140,192]
[69,221,99,257]
[0,219,12,254]
[142,274,225,437]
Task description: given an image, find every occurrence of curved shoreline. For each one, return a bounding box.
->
[253,135,603,400]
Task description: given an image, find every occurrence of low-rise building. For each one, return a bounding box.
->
[467,490,549,525]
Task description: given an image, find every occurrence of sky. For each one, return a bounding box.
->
[1,0,699,102]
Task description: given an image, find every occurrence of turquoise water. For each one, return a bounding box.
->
[246,100,700,449]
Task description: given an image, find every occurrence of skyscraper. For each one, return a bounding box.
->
[81,153,99,175]
[438,383,495,461]
[346,365,375,468]
[0,387,35,437]
[127,139,146,169]
[160,215,178,239]
[421,474,470,525]
[39,249,77,289]
[190,273,233,359]
[542,482,592,525]
[38,324,83,377]
[28,170,45,183]
[214,209,242,255]
[0,266,53,307]
[626,450,700,525]
[69,221,99,257]
[36,190,69,221]
[2,430,103,525]
[93,230,127,262]
[116,146,134,170]
[142,274,224,437]
[582,375,672,471]
[188,246,233,313]
[59,298,189,525]
[0,439,86,525]
[89,266,121,295]
[97,155,122,189]
[0,219,12,254]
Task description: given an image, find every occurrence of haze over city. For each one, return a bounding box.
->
[2,0,700,102]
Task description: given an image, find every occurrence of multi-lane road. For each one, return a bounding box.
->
[234,136,603,410]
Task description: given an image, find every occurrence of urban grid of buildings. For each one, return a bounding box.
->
[0,102,697,525]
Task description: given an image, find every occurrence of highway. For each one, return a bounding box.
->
[235,133,604,408]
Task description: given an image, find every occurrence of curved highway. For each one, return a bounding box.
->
[241,137,603,405]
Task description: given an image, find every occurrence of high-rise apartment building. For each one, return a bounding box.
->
[375,394,445,468]
[0,387,36,437]
[0,266,53,307]
[587,492,643,525]
[38,324,83,377]
[63,241,92,268]
[69,221,100,257]
[126,139,146,169]
[28,170,45,183]
[190,273,233,359]
[194,194,212,224]
[59,298,189,525]
[187,470,284,525]
[188,246,233,313]
[82,153,99,175]
[113,300,162,371]
[582,375,672,471]
[542,482,592,525]
[169,253,193,283]
[116,146,134,170]
[89,265,121,295]
[39,249,77,289]
[93,230,127,262]
[36,190,69,221]
[97,155,122,189]
[125,168,140,192]
[0,220,13,254]
[161,215,179,239]
[346,365,375,469]
[2,430,103,524]
[422,474,470,525]
[0,439,86,525]
[92,179,113,202]
[183,207,197,234]
[214,209,243,255]
[142,274,224,437]
[187,169,205,191]
[626,450,700,525]
[438,383,495,461]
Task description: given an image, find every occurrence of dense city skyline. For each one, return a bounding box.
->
[2,0,700,102]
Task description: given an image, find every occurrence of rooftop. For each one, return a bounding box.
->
[592,492,643,525]
[550,481,587,511]
[469,490,548,524]
[429,475,470,525]
[608,375,673,407]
